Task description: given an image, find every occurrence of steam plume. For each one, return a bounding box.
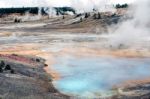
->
[108,0,150,48]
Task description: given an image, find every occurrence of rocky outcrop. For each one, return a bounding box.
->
[0,54,69,99]
[110,83,150,99]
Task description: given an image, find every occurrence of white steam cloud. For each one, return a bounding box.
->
[108,0,150,49]
[71,0,115,13]
[0,0,134,8]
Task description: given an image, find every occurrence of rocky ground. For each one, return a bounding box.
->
[0,54,69,99]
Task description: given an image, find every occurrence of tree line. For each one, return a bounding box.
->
[115,3,129,9]
[0,7,76,16]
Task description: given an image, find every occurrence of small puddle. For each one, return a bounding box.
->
[52,55,150,98]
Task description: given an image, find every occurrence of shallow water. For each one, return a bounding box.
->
[52,55,150,97]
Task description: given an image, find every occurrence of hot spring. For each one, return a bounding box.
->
[51,55,150,98]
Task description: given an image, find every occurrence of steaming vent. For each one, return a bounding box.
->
[5,7,77,22]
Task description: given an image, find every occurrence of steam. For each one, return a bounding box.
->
[21,10,42,22]
[3,0,116,21]
[71,0,115,13]
[108,0,150,48]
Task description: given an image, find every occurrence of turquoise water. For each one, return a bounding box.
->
[52,55,150,97]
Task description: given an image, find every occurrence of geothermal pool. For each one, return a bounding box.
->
[52,55,150,98]
[1,23,150,98]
